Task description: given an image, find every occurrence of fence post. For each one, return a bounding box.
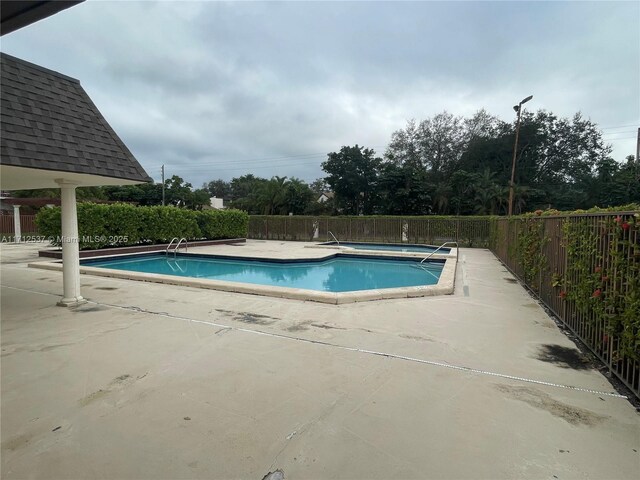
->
[13,205,21,243]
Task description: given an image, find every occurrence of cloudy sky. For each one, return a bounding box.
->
[2,1,639,186]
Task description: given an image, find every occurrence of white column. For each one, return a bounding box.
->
[56,179,85,307]
[13,205,21,243]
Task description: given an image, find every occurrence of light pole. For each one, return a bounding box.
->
[508,95,533,216]
[161,164,165,206]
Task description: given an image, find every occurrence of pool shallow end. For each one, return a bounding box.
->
[29,255,457,304]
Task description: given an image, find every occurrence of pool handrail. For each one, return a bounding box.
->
[165,237,179,255]
[413,261,441,281]
[166,237,188,257]
[419,241,458,264]
[173,238,188,257]
[328,231,340,245]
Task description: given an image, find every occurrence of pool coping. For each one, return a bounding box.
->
[38,238,247,259]
[305,243,456,260]
[29,252,457,305]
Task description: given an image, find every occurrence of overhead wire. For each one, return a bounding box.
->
[143,144,390,171]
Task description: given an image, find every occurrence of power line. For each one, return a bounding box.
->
[144,145,389,169]
[143,145,390,170]
[146,154,327,170]
[177,159,326,172]
[600,124,639,130]
[203,162,326,172]
[603,136,637,142]
[602,130,637,136]
[145,152,326,169]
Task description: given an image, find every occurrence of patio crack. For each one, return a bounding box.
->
[268,396,344,472]
[0,285,629,400]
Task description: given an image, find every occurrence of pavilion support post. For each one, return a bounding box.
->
[12,204,21,243]
[56,179,85,307]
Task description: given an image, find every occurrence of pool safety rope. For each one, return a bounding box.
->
[2,283,628,400]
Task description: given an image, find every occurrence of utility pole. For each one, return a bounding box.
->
[636,127,639,164]
[161,164,165,206]
[508,95,533,216]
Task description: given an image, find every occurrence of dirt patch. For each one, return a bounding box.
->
[287,322,311,332]
[78,388,110,407]
[1,433,32,451]
[37,342,77,352]
[79,374,135,406]
[95,287,118,291]
[112,374,131,384]
[503,277,518,283]
[535,344,593,370]
[235,313,276,325]
[399,334,435,342]
[495,384,607,426]
[214,309,278,325]
[71,304,109,313]
[311,323,346,330]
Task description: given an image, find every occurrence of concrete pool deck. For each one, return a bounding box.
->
[1,241,639,479]
[30,241,456,304]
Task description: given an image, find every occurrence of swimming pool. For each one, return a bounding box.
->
[320,242,451,254]
[82,253,444,293]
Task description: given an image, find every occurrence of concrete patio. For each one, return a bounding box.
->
[1,241,638,479]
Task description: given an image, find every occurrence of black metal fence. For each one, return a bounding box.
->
[490,213,639,398]
[248,215,492,247]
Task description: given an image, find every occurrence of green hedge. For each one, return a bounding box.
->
[197,209,249,239]
[36,203,248,250]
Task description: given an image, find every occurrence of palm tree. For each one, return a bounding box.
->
[473,168,500,214]
[259,176,288,215]
[432,182,451,214]
[512,184,530,214]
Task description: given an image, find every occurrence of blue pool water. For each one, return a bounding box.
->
[322,242,450,254]
[83,254,444,292]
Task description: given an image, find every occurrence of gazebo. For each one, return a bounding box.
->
[0,51,152,306]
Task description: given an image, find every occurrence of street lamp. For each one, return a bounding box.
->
[508,95,533,216]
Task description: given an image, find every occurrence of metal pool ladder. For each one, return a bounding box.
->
[328,231,340,245]
[166,237,188,257]
[419,241,458,264]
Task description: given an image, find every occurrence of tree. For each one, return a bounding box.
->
[386,119,424,169]
[258,176,288,215]
[310,178,329,196]
[227,175,268,213]
[419,111,465,179]
[378,163,431,215]
[449,170,477,215]
[189,189,212,210]
[230,175,262,201]
[322,145,381,215]
[284,178,315,215]
[471,168,504,215]
[102,183,163,205]
[164,175,194,207]
[204,179,232,200]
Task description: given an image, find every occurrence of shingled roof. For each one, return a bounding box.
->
[0,52,152,184]
[1,1,84,36]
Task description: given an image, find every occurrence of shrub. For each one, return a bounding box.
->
[35,203,248,249]
[197,209,249,239]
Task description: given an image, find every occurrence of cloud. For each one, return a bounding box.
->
[2,1,638,185]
